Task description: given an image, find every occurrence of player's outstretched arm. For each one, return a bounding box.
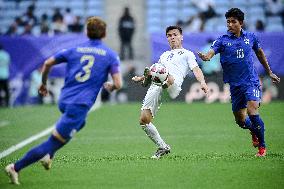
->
[38,57,57,96]
[132,75,145,83]
[255,48,280,83]
[197,49,215,61]
[192,66,209,96]
[132,67,152,87]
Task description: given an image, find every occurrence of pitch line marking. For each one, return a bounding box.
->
[0,126,54,159]
[0,101,101,159]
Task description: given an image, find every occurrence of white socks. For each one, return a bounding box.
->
[141,122,167,148]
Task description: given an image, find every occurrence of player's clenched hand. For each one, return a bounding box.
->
[132,76,145,83]
[38,84,48,96]
[103,82,114,92]
[201,82,209,97]
[197,52,210,61]
[269,72,280,83]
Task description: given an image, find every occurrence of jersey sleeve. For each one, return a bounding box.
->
[53,49,69,63]
[252,33,261,51]
[109,52,121,75]
[211,37,223,54]
[186,51,198,70]
[157,54,164,66]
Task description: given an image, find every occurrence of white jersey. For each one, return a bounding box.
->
[142,48,198,115]
[158,48,198,88]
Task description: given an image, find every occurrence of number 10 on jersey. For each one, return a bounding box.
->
[253,89,260,98]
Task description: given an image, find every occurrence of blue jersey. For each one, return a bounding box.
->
[211,30,261,86]
[54,39,120,107]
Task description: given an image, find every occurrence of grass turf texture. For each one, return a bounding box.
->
[0,102,283,189]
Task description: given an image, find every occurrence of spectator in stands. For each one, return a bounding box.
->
[5,17,22,36]
[64,8,75,29]
[199,38,221,76]
[188,14,205,32]
[40,13,50,34]
[192,0,218,28]
[22,24,33,35]
[14,16,24,26]
[256,20,265,31]
[68,16,83,33]
[176,13,205,32]
[265,0,284,26]
[52,17,67,34]
[22,4,37,27]
[118,7,135,60]
[0,44,11,107]
[5,24,18,36]
[52,8,63,22]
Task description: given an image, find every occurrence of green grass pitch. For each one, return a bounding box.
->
[0,102,283,189]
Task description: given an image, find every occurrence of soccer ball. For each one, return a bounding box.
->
[149,63,169,85]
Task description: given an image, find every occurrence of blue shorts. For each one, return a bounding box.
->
[55,103,90,140]
[230,84,262,112]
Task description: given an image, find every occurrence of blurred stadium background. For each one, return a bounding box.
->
[0,0,283,106]
[0,1,284,188]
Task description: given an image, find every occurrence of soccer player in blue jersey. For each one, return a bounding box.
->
[198,8,280,157]
[5,17,122,185]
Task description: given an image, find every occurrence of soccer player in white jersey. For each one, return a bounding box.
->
[132,26,209,159]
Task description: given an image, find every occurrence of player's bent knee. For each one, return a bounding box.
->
[139,114,151,125]
[139,116,150,125]
[247,102,259,115]
[139,109,152,125]
[247,107,258,115]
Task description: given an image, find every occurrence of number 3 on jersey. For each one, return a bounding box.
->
[75,55,95,82]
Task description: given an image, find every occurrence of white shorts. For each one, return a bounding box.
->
[141,82,182,117]
[141,84,163,117]
[167,83,182,99]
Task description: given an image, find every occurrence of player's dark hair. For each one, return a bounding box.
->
[166,26,182,35]
[86,16,106,39]
[225,8,244,22]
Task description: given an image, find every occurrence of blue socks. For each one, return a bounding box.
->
[244,116,258,134]
[237,116,252,130]
[249,115,265,147]
[14,135,65,172]
[244,116,252,129]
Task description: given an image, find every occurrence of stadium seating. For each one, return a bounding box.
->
[0,0,104,34]
[146,0,284,33]
[1,0,283,35]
